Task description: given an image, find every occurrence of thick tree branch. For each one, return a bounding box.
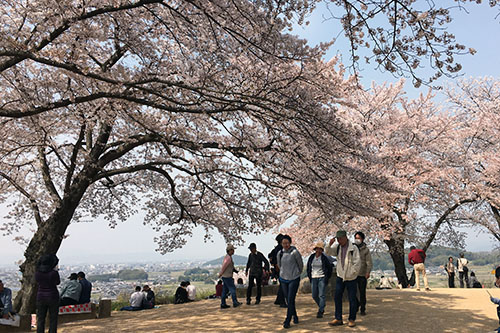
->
[422,198,477,252]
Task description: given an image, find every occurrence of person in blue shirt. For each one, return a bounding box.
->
[0,279,13,319]
[77,271,92,304]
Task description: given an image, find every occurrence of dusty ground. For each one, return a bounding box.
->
[58,288,500,332]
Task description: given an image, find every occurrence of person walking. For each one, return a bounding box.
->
[245,243,270,305]
[218,244,242,309]
[445,256,456,288]
[408,246,430,291]
[277,235,303,329]
[354,231,372,316]
[35,254,61,333]
[268,234,287,307]
[326,230,361,328]
[457,253,470,288]
[306,241,333,318]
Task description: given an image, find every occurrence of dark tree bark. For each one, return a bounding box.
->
[13,177,92,315]
[384,233,408,288]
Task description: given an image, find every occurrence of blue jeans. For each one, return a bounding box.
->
[280,277,300,324]
[221,277,238,306]
[311,277,327,312]
[334,277,358,321]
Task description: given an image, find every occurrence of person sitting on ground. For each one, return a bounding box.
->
[0,279,14,319]
[120,286,145,311]
[376,276,394,290]
[469,271,482,288]
[174,281,189,304]
[215,280,223,298]
[142,285,155,308]
[236,278,245,288]
[59,273,82,306]
[186,281,196,302]
[77,271,92,304]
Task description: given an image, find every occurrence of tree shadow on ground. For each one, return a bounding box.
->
[57,289,498,332]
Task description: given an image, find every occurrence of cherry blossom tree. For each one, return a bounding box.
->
[322,0,500,87]
[444,78,500,243]
[284,81,481,286]
[0,0,394,314]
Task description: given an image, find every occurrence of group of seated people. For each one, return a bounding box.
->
[59,271,92,306]
[174,281,196,304]
[120,285,156,311]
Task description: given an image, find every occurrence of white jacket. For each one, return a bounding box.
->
[325,242,361,281]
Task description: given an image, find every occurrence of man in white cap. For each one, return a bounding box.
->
[306,241,333,318]
[326,230,360,328]
[218,244,242,309]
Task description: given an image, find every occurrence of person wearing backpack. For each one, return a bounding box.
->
[326,230,361,328]
[457,253,470,288]
[408,246,430,291]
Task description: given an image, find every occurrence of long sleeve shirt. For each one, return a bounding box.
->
[78,278,92,304]
[408,249,426,265]
[0,288,13,316]
[35,270,61,302]
[60,280,82,301]
[130,291,144,307]
[277,246,303,281]
[246,251,270,276]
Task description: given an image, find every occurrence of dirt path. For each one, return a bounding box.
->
[58,288,500,332]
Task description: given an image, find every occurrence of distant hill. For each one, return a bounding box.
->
[203,254,248,266]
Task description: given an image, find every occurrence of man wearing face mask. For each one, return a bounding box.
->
[354,232,372,316]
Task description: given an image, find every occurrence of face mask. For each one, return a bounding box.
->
[354,239,362,245]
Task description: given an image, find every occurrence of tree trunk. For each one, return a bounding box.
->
[384,234,408,288]
[14,185,89,315]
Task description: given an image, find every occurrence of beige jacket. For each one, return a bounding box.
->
[356,243,373,277]
[325,242,360,281]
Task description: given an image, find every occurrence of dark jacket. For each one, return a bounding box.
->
[268,244,283,267]
[246,251,270,276]
[174,287,188,304]
[35,270,61,301]
[78,278,92,304]
[306,253,333,283]
[145,290,155,306]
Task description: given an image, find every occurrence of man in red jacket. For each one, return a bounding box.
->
[408,246,430,291]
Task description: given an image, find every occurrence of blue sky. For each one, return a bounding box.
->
[1,2,499,266]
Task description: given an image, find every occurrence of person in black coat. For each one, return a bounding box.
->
[306,241,333,318]
[245,243,270,305]
[268,234,287,307]
[174,281,189,304]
